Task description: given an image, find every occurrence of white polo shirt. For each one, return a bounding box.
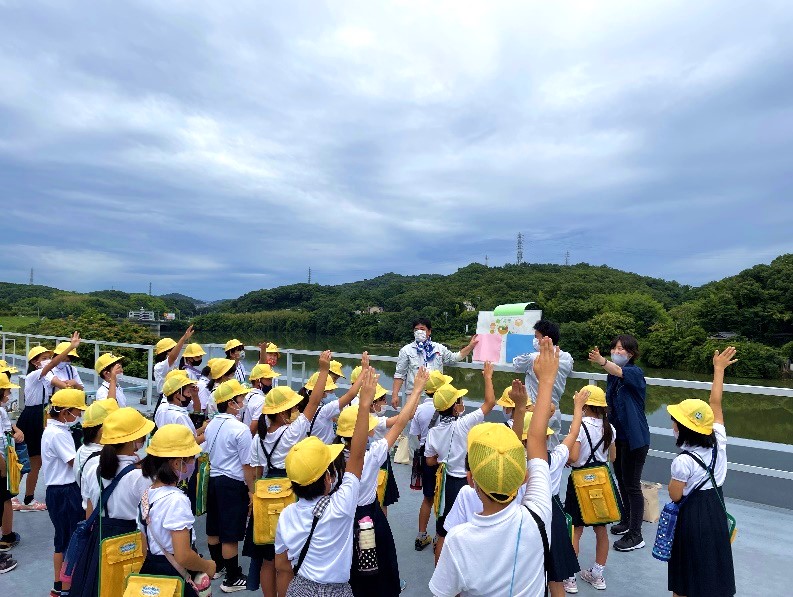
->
[445,484,529,532]
[205,414,252,482]
[0,405,12,452]
[24,369,54,406]
[153,360,176,395]
[155,402,198,436]
[308,401,341,445]
[248,415,310,475]
[548,443,569,497]
[409,399,438,447]
[51,362,84,391]
[41,419,77,486]
[183,365,203,381]
[75,443,102,488]
[95,382,127,408]
[77,445,103,509]
[357,438,389,506]
[138,486,195,555]
[197,377,212,412]
[242,389,265,427]
[571,418,616,468]
[425,409,485,478]
[671,423,727,496]
[275,472,361,584]
[430,459,553,597]
[86,456,151,520]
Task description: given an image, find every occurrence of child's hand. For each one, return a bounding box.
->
[69,330,81,348]
[534,337,560,384]
[183,325,195,340]
[588,346,605,365]
[713,346,737,371]
[110,363,122,379]
[482,361,494,380]
[258,341,269,352]
[414,367,429,390]
[511,379,528,409]
[573,388,590,411]
[361,351,369,369]
[358,368,378,408]
[13,429,24,443]
[318,350,332,372]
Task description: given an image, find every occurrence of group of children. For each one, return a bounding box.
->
[0,328,739,597]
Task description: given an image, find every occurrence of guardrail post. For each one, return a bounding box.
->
[286,350,293,389]
[146,347,154,409]
[25,335,30,362]
[589,378,597,386]
[1,332,5,361]
[94,342,100,391]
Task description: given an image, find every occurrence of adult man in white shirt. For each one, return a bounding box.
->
[391,318,478,409]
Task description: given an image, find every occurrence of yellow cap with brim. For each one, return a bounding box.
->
[467,422,527,503]
[265,343,280,354]
[224,339,244,353]
[305,372,337,392]
[433,384,468,411]
[261,386,304,415]
[0,378,21,390]
[50,389,87,410]
[82,399,120,428]
[147,424,201,457]
[163,375,198,398]
[250,363,281,381]
[182,343,205,359]
[165,369,189,382]
[336,405,379,437]
[54,342,80,358]
[667,399,714,434]
[27,346,52,361]
[497,386,515,408]
[101,407,155,444]
[580,384,607,408]
[95,353,124,375]
[350,366,362,384]
[214,379,248,405]
[0,360,19,374]
[286,437,344,486]
[209,358,236,380]
[154,338,177,356]
[329,360,346,379]
[372,384,388,401]
[520,412,555,440]
[425,371,453,395]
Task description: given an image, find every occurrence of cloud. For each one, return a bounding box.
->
[1,0,792,298]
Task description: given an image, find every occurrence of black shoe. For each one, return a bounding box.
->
[610,522,629,535]
[220,574,248,593]
[613,531,645,552]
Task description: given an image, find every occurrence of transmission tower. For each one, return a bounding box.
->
[29,268,34,285]
[148,282,152,296]
[308,267,312,284]
[485,255,489,267]
[516,233,524,265]
[565,251,570,266]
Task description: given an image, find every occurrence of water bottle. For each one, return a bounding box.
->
[652,501,680,562]
[191,571,212,596]
[357,516,379,575]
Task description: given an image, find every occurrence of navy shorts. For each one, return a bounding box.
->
[46,482,85,553]
[436,474,468,538]
[0,475,11,502]
[206,475,249,543]
[421,454,438,500]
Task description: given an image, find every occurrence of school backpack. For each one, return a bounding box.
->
[570,425,622,525]
[252,431,296,545]
[3,434,23,496]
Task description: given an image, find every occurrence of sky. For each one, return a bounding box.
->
[1,0,792,301]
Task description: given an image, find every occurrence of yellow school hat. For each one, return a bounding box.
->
[329,360,346,378]
[0,360,19,374]
[497,386,514,408]
[425,371,453,394]
[467,422,527,503]
[261,386,303,415]
[373,384,388,401]
[286,436,344,486]
[667,399,714,435]
[520,412,555,440]
[350,366,362,384]
[305,372,337,392]
[54,341,79,358]
[95,353,123,375]
[214,379,248,404]
[224,339,244,352]
[165,368,189,382]
[182,343,206,359]
[27,346,52,361]
[336,405,379,437]
[101,407,155,444]
[209,358,236,380]
[433,384,468,411]
[163,374,198,398]
[250,363,281,381]
[147,424,201,457]
[265,342,280,353]
[50,389,87,410]
[0,377,20,390]
[580,384,607,408]
[82,399,119,428]
[154,338,177,356]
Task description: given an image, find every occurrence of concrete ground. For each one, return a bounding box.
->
[4,455,791,596]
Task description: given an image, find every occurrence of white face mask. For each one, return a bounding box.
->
[238,350,246,360]
[39,358,52,369]
[532,337,541,352]
[611,353,629,367]
[65,410,81,427]
[414,330,428,343]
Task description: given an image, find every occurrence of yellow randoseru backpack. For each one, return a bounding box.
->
[194,453,210,516]
[4,435,23,496]
[376,468,388,505]
[123,574,184,597]
[253,477,295,545]
[571,426,622,525]
[100,530,146,596]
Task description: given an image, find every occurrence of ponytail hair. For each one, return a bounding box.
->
[99,443,122,479]
[586,405,613,449]
[141,455,179,484]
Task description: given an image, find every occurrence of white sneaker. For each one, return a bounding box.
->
[18,499,47,512]
[563,577,579,593]
[580,569,606,590]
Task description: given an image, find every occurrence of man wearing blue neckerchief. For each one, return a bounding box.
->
[391,318,478,410]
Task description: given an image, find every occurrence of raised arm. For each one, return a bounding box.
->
[385,368,429,448]
[528,338,559,460]
[303,350,331,423]
[510,379,528,442]
[480,361,496,415]
[710,346,737,426]
[257,340,270,364]
[41,331,81,378]
[348,369,377,478]
[168,325,194,367]
[561,388,589,453]
[339,352,369,409]
[588,346,623,378]
[107,362,122,401]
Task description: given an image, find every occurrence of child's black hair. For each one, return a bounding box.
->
[296,387,311,413]
[672,417,716,449]
[585,405,613,449]
[99,443,122,479]
[154,352,168,364]
[83,424,102,445]
[439,402,460,417]
[217,400,231,414]
[140,455,179,484]
[610,334,640,363]
[99,364,114,381]
[201,365,211,377]
[293,470,329,500]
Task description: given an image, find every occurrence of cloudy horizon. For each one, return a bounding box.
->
[2,1,792,300]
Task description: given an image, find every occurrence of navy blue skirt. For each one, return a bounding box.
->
[350,501,400,597]
[548,495,580,582]
[668,487,735,597]
[46,483,84,553]
[17,403,45,457]
[139,553,198,597]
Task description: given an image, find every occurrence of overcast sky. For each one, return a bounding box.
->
[2,1,792,301]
